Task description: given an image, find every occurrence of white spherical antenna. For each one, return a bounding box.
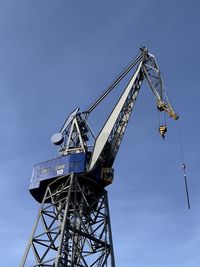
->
[51,132,64,146]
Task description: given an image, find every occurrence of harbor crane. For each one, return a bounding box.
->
[20,47,178,267]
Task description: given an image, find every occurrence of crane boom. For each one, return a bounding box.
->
[88,48,178,172]
[89,61,144,171]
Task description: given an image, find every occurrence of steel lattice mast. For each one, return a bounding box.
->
[21,174,115,267]
[21,47,178,267]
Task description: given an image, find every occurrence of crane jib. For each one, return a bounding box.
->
[89,61,143,171]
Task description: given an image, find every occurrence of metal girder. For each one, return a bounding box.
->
[89,61,144,171]
[143,53,178,120]
[20,174,115,267]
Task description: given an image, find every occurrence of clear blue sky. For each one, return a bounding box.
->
[0,1,199,266]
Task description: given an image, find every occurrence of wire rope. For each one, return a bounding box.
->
[177,120,190,209]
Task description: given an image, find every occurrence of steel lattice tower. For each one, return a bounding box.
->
[21,173,115,267]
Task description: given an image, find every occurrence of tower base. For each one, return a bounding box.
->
[20,173,115,267]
